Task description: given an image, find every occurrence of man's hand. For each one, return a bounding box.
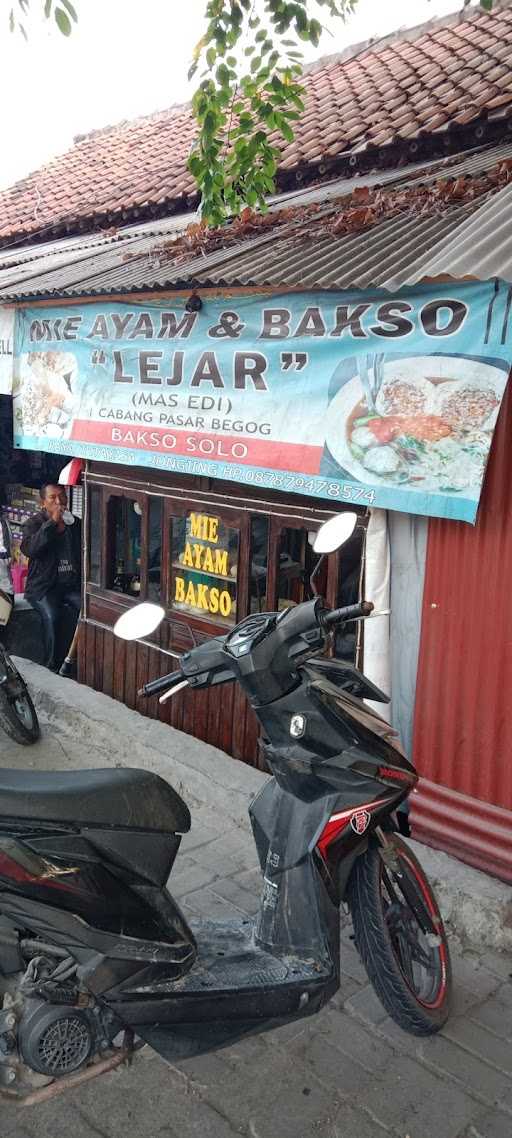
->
[47,499,65,529]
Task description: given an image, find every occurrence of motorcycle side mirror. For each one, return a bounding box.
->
[114,602,165,641]
[313,512,358,554]
[309,513,358,597]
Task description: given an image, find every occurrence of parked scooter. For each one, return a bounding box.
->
[0,590,40,745]
[0,513,450,1103]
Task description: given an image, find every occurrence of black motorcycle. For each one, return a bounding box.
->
[0,512,450,1103]
[0,589,40,745]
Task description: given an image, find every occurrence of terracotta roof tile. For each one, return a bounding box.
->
[399,74,421,90]
[422,112,449,130]
[454,107,480,125]
[2,1,512,242]
[488,92,512,108]
[396,121,424,140]
[488,64,512,81]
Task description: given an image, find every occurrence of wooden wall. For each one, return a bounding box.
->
[78,615,265,768]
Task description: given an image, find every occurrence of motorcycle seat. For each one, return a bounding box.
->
[0,767,191,833]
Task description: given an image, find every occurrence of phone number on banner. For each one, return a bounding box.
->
[225,466,376,503]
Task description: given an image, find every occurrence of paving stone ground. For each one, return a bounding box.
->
[1,711,512,1137]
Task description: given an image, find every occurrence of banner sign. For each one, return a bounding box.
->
[13,282,512,522]
[0,307,14,395]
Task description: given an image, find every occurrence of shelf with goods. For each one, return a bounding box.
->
[1,484,41,555]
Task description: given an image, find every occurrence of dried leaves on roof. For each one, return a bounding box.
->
[154,158,512,266]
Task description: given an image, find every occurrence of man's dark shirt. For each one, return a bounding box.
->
[21,511,81,601]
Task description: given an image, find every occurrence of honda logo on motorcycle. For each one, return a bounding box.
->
[351,809,371,835]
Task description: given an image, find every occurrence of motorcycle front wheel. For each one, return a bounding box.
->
[347,835,451,1035]
[0,656,40,745]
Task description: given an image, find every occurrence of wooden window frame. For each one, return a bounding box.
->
[146,495,164,606]
[267,512,340,611]
[87,483,103,588]
[88,487,146,601]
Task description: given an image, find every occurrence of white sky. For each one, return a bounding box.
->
[0,0,472,191]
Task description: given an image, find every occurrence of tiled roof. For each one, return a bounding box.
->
[2,1,512,244]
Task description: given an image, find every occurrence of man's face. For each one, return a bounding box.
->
[42,486,67,511]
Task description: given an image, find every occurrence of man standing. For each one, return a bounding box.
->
[21,484,81,673]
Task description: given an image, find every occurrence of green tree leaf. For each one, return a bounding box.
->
[61,0,78,20]
[54,6,72,34]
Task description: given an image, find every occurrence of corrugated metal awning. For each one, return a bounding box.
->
[389,181,512,288]
[2,142,512,301]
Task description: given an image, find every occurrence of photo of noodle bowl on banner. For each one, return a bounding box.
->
[13,351,77,439]
[325,355,505,496]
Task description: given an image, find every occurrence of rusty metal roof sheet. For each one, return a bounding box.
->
[2,143,512,301]
[0,147,453,282]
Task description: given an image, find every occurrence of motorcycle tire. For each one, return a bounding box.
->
[347,835,451,1036]
[0,667,40,745]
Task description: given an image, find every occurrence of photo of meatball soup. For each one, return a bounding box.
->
[348,373,500,492]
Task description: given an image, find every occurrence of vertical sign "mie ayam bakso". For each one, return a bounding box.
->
[172,513,237,623]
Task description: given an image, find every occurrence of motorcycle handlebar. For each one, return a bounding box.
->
[138,601,374,696]
[320,600,374,628]
[138,670,183,698]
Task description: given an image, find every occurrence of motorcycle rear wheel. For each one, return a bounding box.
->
[0,659,40,745]
[347,835,451,1035]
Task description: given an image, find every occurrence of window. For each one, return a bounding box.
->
[334,523,365,663]
[89,486,101,585]
[107,496,142,596]
[250,515,269,613]
[170,510,239,626]
[277,527,322,610]
[148,497,162,602]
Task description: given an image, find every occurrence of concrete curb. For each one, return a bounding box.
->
[13,658,512,955]
[407,838,512,954]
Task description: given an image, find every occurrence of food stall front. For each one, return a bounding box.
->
[9,281,511,775]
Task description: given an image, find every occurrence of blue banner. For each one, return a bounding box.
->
[13,281,512,522]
